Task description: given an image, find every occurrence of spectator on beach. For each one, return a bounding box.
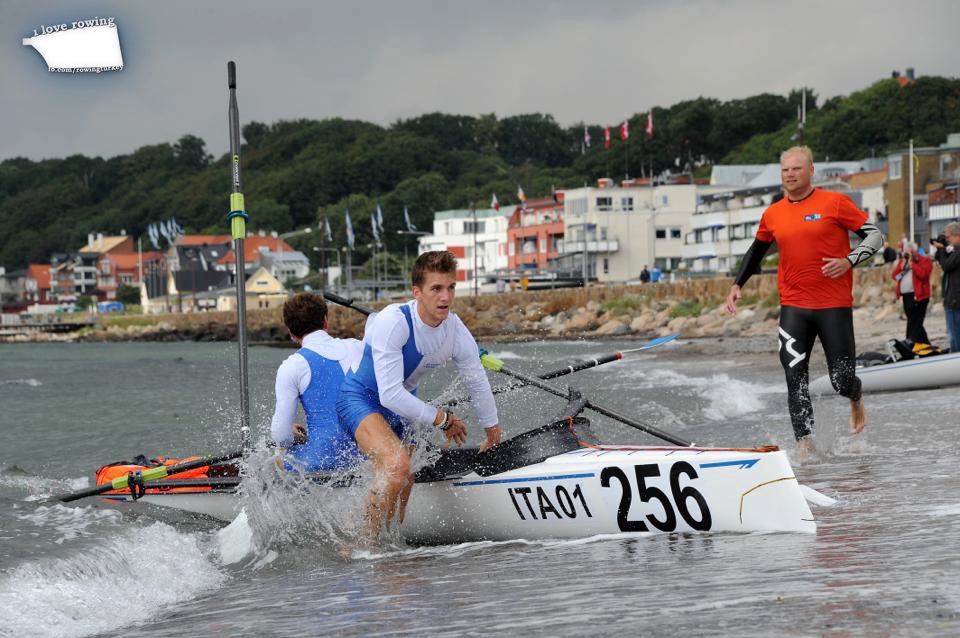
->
[650,265,662,283]
[509,279,517,293]
[640,265,651,283]
[496,277,506,294]
[932,222,960,352]
[521,275,529,291]
[892,242,933,344]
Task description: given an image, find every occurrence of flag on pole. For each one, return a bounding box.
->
[403,206,417,232]
[517,185,526,203]
[375,203,384,235]
[583,126,591,148]
[157,220,171,244]
[371,213,380,243]
[604,127,611,149]
[147,224,159,250]
[491,193,500,211]
[620,119,629,141]
[345,210,355,248]
[171,218,184,236]
[646,110,654,139]
[323,217,332,242]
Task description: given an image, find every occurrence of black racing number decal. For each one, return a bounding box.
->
[634,464,677,532]
[555,486,577,518]
[600,466,648,532]
[601,462,712,532]
[572,484,592,517]
[670,461,712,531]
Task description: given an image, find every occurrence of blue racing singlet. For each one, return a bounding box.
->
[288,348,361,472]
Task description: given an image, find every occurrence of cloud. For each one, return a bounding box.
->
[2,0,958,160]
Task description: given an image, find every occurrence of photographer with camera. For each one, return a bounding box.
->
[892,242,933,344]
[932,222,960,352]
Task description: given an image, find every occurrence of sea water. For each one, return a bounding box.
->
[1,340,959,636]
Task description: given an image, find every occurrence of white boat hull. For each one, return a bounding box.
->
[810,351,960,395]
[98,446,814,540]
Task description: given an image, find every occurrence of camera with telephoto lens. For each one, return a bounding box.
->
[934,234,948,246]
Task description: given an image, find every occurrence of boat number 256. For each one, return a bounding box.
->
[601,462,712,532]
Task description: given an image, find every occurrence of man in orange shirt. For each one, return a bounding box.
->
[724,146,883,457]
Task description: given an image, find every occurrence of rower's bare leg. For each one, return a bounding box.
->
[850,398,867,434]
[396,445,415,524]
[355,414,411,544]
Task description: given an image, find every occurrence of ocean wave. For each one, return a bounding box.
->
[0,522,226,638]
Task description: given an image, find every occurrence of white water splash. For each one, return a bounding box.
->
[0,522,226,638]
[16,504,122,544]
[0,378,42,386]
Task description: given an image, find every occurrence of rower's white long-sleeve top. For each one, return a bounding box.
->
[367,301,499,428]
[270,330,364,446]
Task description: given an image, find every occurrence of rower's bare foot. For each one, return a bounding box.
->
[797,437,816,464]
[850,398,867,434]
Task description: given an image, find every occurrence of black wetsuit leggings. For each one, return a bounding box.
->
[778,306,862,440]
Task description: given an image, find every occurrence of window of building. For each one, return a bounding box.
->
[596,197,613,211]
[655,229,667,239]
[661,195,669,205]
[120,274,133,284]
[603,258,609,274]
[600,227,608,240]
[444,222,452,234]
[540,238,547,253]
[889,157,902,180]
[464,221,486,234]
[101,261,111,275]
[671,228,682,239]
[508,242,515,256]
[621,197,634,211]
[567,198,588,215]
[694,229,704,243]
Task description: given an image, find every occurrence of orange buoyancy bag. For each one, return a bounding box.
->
[95,455,211,493]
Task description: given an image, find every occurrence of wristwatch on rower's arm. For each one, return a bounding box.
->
[434,408,453,430]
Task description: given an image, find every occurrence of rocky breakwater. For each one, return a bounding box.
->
[450,267,900,343]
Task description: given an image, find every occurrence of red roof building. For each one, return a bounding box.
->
[25,264,52,302]
[506,196,565,269]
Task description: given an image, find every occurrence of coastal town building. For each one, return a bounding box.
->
[24,264,52,303]
[556,180,727,282]
[0,268,26,306]
[418,208,510,291]
[884,133,960,246]
[506,196,565,270]
[927,179,960,239]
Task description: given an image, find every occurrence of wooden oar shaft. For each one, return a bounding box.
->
[55,451,243,503]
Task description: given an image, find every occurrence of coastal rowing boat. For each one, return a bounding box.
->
[810,350,960,395]
[94,415,815,541]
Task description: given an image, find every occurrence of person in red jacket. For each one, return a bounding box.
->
[892,243,933,344]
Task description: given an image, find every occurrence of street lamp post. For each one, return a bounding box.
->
[470,201,478,297]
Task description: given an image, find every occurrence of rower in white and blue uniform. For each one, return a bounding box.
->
[270,293,365,472]
[337,250,502,539]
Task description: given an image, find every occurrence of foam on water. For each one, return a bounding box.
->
[0,522,226,638]
[16,504,122,544]
[0,378,42,386]
[617,367,784,420]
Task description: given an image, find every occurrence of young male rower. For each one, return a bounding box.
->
[270,293,365,472]
[337,250,502,538]
[724,145,883,458]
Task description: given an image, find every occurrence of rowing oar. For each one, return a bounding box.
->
[323,292,374,316]
[480,353,694,447]
[445,333,680,407]
[54,450,244,503]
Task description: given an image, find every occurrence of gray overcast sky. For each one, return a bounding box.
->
[3,0,958,161]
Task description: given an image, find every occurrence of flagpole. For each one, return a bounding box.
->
[471,201,478,297]
[227,61,251,452]
[909,138,915,244]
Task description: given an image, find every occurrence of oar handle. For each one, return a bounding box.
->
[323,292,374,316]
[55,451,243,503]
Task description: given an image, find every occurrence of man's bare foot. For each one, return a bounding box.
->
[850,398,867,434]
[797,437,816,464]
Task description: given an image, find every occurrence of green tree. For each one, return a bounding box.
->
[116,284,141,305]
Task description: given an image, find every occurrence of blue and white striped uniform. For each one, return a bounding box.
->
[270,330,364,472]
[337,300,499,438]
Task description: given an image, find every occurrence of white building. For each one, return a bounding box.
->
[556,181,730,282]
[682,181,869,274]
[418,208,510,292]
